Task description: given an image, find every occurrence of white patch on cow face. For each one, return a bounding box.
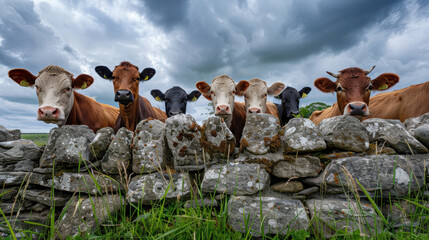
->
[243,79,268,114]
[210,77,236,116]
[35,71,74,126]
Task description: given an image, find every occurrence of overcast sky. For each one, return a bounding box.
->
[1,0,428,132]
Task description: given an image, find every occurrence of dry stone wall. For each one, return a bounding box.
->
[1,112,429,238]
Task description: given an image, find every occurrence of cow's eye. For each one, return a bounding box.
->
[63,87,71,93]
[232,90,236,95]
[336,86,343,92]
[210,91,215,96]
[367,85,373,91]
[35,86,40,92]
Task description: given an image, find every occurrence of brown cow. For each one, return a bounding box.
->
[196,75,249,144]
[366,81,429,122]
[95,61,167,132]
[309,66,399,124]
[237,78,284,118]
[8,65,119,132]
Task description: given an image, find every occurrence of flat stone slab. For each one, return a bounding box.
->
[201,163,270,195]
[33,172,122,194]
[272,156,322,178]
[101,127,133,174]
[304,154,428,198]
[228,196,309,237]
[89,127,114,160]
[18,189,72,207]
[127,172,192,205]
[307,198,382,238]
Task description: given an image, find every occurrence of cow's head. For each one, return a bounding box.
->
[276,86,311,120]
[95,62,155,106]
[151,86,201,117]
[237,78,285,114]
[314,66,399,117]
[196,75,249,125]
[8,65,93,125]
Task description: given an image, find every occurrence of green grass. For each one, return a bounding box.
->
[21,133,49,146]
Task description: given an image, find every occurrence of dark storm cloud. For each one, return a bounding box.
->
[140,0,189,31]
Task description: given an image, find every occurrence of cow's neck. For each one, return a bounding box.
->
[119,96,140,131]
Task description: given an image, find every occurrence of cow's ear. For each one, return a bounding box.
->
[267,82,285,96]
[187,90,201,102]
[371,73,399,91]
[235,80,249,96]
[314,78,336,93]
[299,87,312,98]
[140,68,156,81]
[150,89,165,102]
[95,66,113,80]
[196,81,212,100]
[8,69,37,87]
[73,74,94,90]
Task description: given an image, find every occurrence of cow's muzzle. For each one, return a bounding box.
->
[345,102,369,116]
[115,89,134,105]
[215,105,231,115]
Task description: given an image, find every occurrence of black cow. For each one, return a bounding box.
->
[275,86,311,126]
[151,86,201,117]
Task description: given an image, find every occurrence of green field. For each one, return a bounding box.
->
[21,133,49,146]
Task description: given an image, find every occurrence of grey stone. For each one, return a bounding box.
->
[404,112,429,135]
[282,118,326,153]
[127,172,192,204]
[201,163,270,195]
[55,195,123,240]
[0,172,34,186]
[18,189,72,207]
[240,113,282,155]
[319,116,369,152]
[165,114,207,171]
[0,139,41,163]
[132,119,169,174]
[363,118,428,154]
[184,199,218,208]
[201,116,235,163]
[307,198,382,238]
[0,187,19,201]
[0,202,24,214]
[8,129,21,140]
[228,196,309,237]
[89,127,114,160]
[101,127,133,174]
[304,154,428,198]
[0,124,13,142]
[272,156,322,178]
[0,210,49,237]
[270,181,304,193]
[0,159,36,172]
[295,186,320,197]
[31,202,49,212]
[32,167,53,174]
[40,125,95,167]
[33,172,122,194]
[414,125,429,149]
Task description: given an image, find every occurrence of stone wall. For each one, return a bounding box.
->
[1,113,429,238]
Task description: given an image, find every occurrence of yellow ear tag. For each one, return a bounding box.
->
[81,82,87,89]
[144,75,149,81]
[301,93,308,98]
[20,79,29,87]
[103,74,108,79]
[378,84,388,90]
[155,96,161,101]
[191,96,197,102]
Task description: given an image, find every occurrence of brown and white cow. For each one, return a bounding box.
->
[366,81,429,122]
[196,75,249,144]
[8,65,119,132]
[237,78,284,118]
[95,61,167,132]
[309,66,399,124]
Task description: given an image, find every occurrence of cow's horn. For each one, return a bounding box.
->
[326,71,339,78]
[365,65,376,75]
